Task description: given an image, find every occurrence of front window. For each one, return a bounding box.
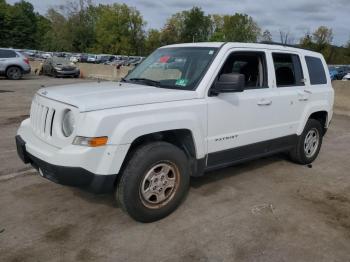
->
[125,47,218,90]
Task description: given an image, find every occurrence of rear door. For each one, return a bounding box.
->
[268,51,308,138]
[0,49,18,72]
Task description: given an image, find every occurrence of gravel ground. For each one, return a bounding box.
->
[0,75,350,262]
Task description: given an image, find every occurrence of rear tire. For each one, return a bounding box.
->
[6,66,22,80]
[289,119,323,165]
[116,142,190,222]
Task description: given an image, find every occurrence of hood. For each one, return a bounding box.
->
[37,81,199,112]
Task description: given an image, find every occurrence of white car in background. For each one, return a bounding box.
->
[343,73,350,81]
[70,56,80,63]
[87,55,97,63]
[42,53,52,59]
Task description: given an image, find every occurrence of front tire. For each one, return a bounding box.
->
[290,119,323,165]
[116,142,190,222]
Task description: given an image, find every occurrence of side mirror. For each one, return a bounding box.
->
[212,73,245,94]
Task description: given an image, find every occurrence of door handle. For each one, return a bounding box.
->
[298,90,311,101]
[257,99,272,106]
[298,96,309,101]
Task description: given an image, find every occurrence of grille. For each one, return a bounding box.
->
[62,66,75,71]
[30,98,56,137]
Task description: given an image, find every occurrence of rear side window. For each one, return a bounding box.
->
[305,56,327,85]
[273,53,304,87]
[0,49,17,58]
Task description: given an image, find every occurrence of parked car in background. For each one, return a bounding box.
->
[0,48,31,79]
[79,54,88,63]
[343,73,350,81]
[336,66,348,80]
[87,54,98,63]
[41,53,52,59]
[329,68,339,81]
[70,55,80,63]
[42,57,80,78]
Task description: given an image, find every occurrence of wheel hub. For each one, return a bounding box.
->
[304,128,320,158]
[140,162,180,209]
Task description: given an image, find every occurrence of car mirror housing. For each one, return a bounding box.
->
[212,73,245,95]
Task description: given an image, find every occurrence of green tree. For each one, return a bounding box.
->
[44,8,71,51]
[209,14,224,41]
[4,0,38,48]
[161,13,185,45]
[67,6,97,52]
[299,33,314,49]
[145,29,162,54]
[35,14,52,50]
[299,26,334,63]
[94,3,145,55]
[160,7,211,44]
[211,13,260,42]
[181,7,212,42]
[313,26,333,50]
[0,0,9,46]
[261,30,273,42]
[346,40,350,57]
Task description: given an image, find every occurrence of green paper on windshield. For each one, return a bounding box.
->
[175,79,188,87]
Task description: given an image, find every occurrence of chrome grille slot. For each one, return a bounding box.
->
[30,97,56,137]
[50,109,55,137]
[42,107,49,133]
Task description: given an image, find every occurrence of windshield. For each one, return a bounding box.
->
[125,47,218,90]
[52,57,70,65]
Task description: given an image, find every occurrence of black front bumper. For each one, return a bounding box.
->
[15,135,116,194]
[55,70,80,77]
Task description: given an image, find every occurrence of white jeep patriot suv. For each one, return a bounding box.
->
[16,42,334,222]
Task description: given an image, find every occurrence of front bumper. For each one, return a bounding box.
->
[55,69,80,77]
[16,135,115,193]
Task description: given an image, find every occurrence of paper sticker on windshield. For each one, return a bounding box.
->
[209,50,215,55]
[159,56,170,63]
[175,79,188,87]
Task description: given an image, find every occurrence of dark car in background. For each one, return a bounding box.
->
[42,57,80,78]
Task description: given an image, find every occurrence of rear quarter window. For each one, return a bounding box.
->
[305,56,327,85]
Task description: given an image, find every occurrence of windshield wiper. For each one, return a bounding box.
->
[129,78,160,87]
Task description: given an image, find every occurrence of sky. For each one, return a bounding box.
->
[7,0,350,45]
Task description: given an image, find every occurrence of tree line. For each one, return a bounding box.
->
[1,0,349,64]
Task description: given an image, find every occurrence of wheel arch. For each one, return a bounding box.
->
[298,109,329,136]
[117,129,200,178]
[5,64,24,73]
[309,111,328,134]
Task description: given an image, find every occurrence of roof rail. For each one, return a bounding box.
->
[259,41,311,51]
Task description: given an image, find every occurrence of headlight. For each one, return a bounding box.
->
[54,67,62,71]
[62,110,75,137]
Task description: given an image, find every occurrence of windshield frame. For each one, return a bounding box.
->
[124,46,220,91]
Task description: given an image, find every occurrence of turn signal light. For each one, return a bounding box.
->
[89,137,108,147]
[73,136,108,147]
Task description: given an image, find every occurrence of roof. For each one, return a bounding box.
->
[161,42,322,56]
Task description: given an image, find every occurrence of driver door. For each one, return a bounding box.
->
[206,49,280,169]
